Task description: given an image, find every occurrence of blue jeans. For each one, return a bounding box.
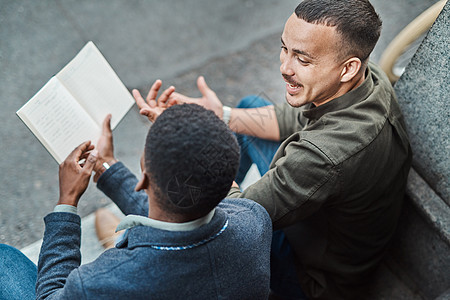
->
[0,244,37,300]
[235,95,307,300]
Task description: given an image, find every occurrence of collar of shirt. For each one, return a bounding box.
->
[303,64,375,122]
[115,208,216,232]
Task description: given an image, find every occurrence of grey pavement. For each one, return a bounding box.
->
[0,0,300,248]
[0,0,440,263]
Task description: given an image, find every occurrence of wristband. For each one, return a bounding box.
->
[222,106,231,126]
[96,159,117,178]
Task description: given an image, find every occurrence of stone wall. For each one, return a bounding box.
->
[394,1,449,205]
[391,1,450,299]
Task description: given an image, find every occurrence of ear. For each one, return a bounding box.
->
[340,57,362,83]
[135,172,150,192]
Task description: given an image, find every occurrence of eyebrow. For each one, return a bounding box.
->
[281,37,316,60]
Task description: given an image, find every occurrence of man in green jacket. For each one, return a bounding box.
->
[133,0,412,299]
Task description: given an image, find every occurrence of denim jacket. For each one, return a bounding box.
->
[36,162,272,299]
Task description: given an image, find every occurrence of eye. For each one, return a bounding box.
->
[281,45,287,52]
[297,57,309,65]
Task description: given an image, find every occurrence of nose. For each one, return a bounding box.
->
[280,55,294,76]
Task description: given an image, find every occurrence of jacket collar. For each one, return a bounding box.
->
[303,64,374,122]
[116,208,228,251]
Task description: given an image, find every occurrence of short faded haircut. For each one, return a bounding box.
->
[295,0,382,62]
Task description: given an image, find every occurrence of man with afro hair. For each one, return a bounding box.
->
[29,103,272,299]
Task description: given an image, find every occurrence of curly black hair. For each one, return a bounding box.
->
[145,103,240,218]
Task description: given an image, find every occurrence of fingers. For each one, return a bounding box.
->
[139,107,160,122]
[93,171,101,183]
[67,141,92,163]
[146,80,162,102]
[139,108,150,116]
[170,92,197,104]
[134,80,173,109]
[157,86,175,107]
[132,89,149,110]
[148,100,157,108]
[83,149,98,173]
[79,150,92,162]
[102,114,112,135]
[167,98,178,107]
[197,76,212,97]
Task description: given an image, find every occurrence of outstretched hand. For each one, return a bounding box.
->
[58,141,98,207]
[132,80,176,122]
[166,76,224,119]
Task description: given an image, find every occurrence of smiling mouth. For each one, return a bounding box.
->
[284,79,303,95]
[282,74,303,94]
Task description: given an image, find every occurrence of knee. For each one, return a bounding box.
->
[237,95,272,109]
[0,244,36,270]
[0,244,19,256]
[0,244,30,262]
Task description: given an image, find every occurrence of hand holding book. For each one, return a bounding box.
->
[58,141,98,207]
[17,42,135,164]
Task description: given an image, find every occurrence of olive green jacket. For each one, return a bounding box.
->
[228,62,412,299]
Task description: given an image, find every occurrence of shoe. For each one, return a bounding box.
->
[95,208,122,249]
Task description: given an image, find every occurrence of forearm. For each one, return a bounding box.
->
[228,106,280,141]
[97,161,149,216]
[36,213,81,299]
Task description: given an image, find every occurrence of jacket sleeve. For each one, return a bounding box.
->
[36,212,85,299]
[96,161,149,216]
[228,138,339,230]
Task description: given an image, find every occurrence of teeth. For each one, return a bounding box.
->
[289,83,297,88]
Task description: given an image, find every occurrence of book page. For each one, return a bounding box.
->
[17,77,101,164]
[56,41,134,129]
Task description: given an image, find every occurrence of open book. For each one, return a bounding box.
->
[17,42,135,164]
